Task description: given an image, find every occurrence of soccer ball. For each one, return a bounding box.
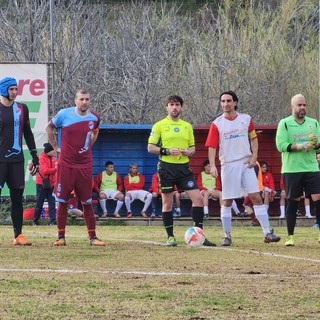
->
[184,227,205,247]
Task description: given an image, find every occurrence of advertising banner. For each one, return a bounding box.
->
[0,63,48,196]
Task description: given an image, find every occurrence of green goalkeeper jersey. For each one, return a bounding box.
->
[276,115,320,173]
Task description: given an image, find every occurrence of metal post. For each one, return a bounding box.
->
[49,0,55,116]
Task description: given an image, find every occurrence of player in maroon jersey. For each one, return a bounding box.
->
[46,89,105,246]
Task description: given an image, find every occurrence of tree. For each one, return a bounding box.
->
[0,0,318,124]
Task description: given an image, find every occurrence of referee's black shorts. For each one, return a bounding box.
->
[158,160,198,193]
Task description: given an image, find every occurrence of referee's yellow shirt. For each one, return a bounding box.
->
[148,117,195,164]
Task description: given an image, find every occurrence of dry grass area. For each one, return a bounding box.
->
[0,225,319,320]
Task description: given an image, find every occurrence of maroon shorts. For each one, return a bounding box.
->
[54,164,92,203]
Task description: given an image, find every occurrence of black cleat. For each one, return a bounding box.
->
[203,238,217,247]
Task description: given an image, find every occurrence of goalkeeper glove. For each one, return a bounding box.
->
[29,149,40,175]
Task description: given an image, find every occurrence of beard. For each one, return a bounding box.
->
[170,110,181,118]
[296,111,306,118]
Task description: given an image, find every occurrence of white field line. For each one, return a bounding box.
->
[1,268,320,279]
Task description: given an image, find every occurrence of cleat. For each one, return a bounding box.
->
[221,236,232,246]
[264,231,281,243]
[204,213,209,220]
[89,237,106,246]
[127,212,133,218]
[150,210,156,218]
[101,212,108,218]
[157,214,162,218]
[166,236,177,247]
[54,237,66,246]
[279,214,285,219]
[113,212,121,218]
[13,234,32,246]
[141,212,148,218]
[285,235,295,246]
[305,214,313,219]
[203,238,216,247]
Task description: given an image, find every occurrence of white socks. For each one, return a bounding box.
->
[253,204,270,235]
[115,200,124,213]
[125,196,132,212]
[280,205,285,218]
[99,199,107,212]
[142,193,152,212]
[221,206,232,237]
[231,200,240,215]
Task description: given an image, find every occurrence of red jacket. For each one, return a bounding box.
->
[124,173,145,191]
[93,171,123,193]
[149,173,160,194]
[35,152,57,187]
[262,171,275,191]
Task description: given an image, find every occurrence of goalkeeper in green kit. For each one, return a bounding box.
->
[276,94,320,246]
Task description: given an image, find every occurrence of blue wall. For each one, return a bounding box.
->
[92,124,158,191]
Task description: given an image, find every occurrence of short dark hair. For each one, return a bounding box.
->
[259,160,267,167]
[166,95,184,106]
[105,161,113,167]
[203,160,209,167]
[219,91,238,110]
[75,89,90,98]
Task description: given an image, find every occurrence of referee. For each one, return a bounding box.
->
[148,95,216,246]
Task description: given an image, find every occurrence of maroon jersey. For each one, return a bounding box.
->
[50,106,100,169]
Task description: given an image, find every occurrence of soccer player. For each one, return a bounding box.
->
[205,90,280,246]
[94,161,124,218]
[46,89,105,246]
[0,77,39,245]
[148,95,216,247]
[276,93,320,246]
[123,163,152,218]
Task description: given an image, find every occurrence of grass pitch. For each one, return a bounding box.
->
[0,225,319,320]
